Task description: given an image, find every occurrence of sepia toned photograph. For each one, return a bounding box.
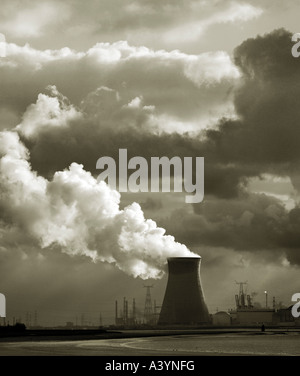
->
[0,0,299,359]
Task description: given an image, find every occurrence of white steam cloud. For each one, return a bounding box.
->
[0,130,198,279]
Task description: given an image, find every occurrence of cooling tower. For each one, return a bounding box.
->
[158,257,210,325]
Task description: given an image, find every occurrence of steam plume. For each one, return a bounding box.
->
[0,130,198,279]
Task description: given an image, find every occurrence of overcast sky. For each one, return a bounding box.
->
[1,0,300,326]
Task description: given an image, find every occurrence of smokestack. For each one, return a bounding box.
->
[158,257,210,325]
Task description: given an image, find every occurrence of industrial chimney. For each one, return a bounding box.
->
[158,257,210,325]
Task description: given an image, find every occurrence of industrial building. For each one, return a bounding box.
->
[273,306,300,326]
[212,311,231,326]
[234,309,274,325]
[112,258,298,328]
[158,257,210,325]
[228,282,275,325]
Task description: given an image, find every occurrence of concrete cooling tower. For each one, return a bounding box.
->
[158,257,210,325]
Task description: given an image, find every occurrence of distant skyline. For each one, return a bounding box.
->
[0,1,300,326]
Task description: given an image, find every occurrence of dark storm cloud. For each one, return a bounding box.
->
[140,197,163,211]
[118,28,300,265]
[0,45,236,192]
[156,28,300,264]
[7,28,298,200]
[160,192,300,266]
[22,106,248,201]
[278,207,300,264]
[206,29,300,166]
[0,41,237,136]
[161,193,286,250]
[3,28,300,268]
[2,28,297,212]
[195,29,300,198]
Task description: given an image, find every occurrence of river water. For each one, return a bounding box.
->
[0,331,299,356]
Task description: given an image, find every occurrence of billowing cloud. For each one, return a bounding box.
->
[16,85,82,139]
[7,28,300,208]
[0,130,197,280]
[0,39,239,136]
[184,50,240,86]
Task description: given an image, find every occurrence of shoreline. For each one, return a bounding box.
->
[0,327,299,343]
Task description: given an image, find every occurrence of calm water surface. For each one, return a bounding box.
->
[0,332,299,356]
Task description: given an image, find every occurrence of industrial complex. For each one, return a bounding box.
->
[113,257,299,329]
[0,256,299,330]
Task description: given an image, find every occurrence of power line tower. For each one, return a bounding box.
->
[143,285,154,324]
[235,281,248,309]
